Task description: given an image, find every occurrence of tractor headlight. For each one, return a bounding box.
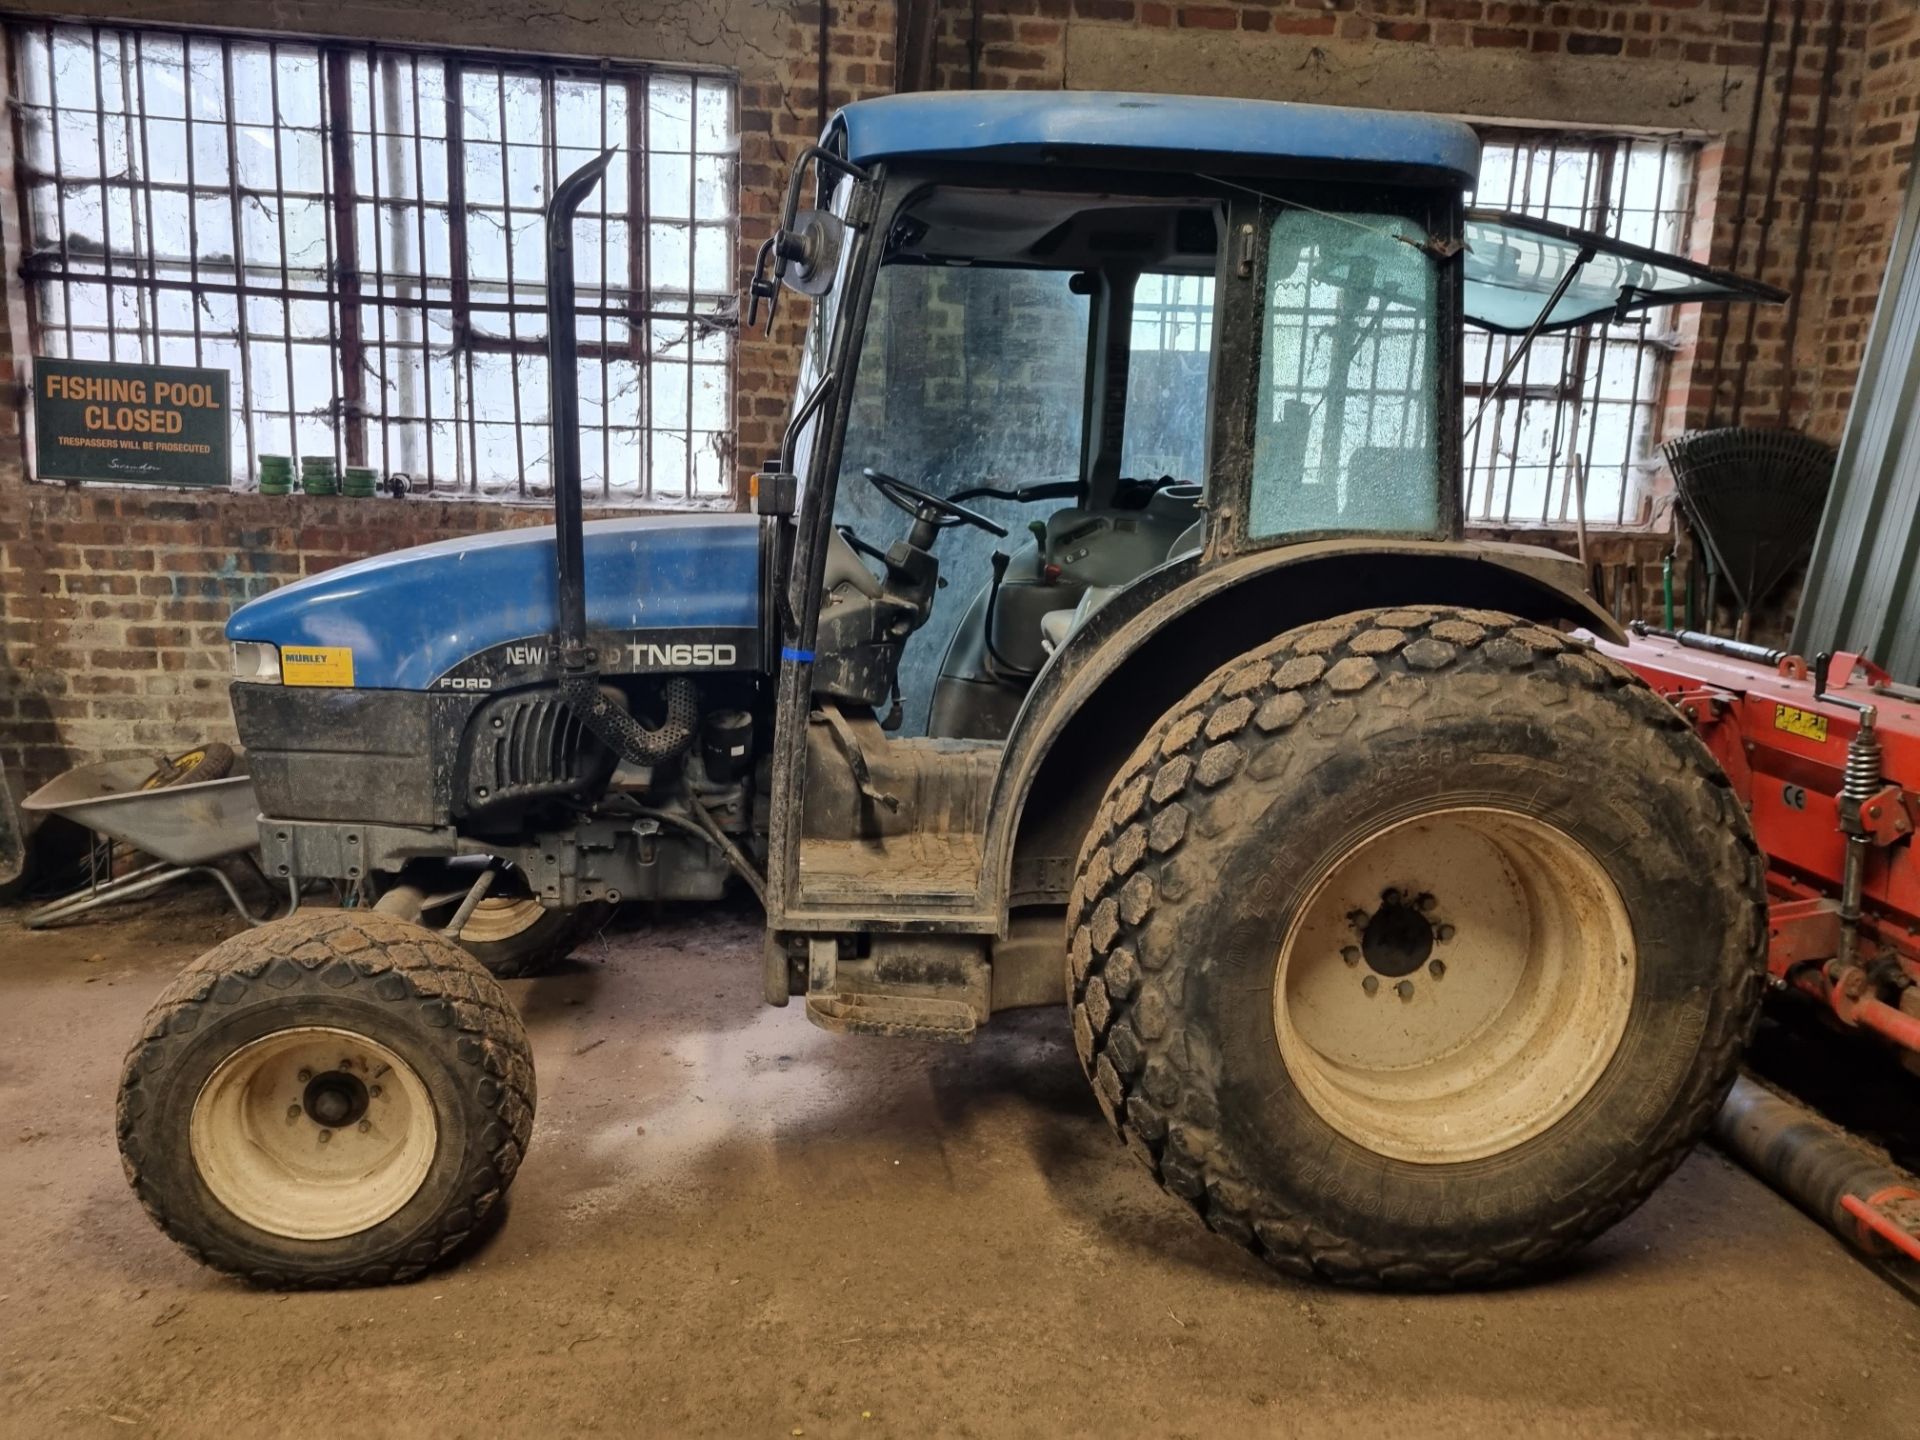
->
[231,641,282,684]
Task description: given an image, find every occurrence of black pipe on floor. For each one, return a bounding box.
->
[1713,1075,1920,1267]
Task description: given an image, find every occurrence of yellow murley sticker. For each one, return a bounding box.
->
[1774,703,1828,742]
[281,645,355,687]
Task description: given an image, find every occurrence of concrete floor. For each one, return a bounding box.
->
[3,890,1918,1439]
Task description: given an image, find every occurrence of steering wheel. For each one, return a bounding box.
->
[860,467,1009,537]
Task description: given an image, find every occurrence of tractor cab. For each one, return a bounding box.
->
[751,92,1776,958]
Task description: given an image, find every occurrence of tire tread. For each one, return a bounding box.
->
[1067,607,1766,1288]
[117,910,535,1288]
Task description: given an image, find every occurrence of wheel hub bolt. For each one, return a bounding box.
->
[297,1068,313,1083]
[369,1085,382,1099]
[358,1120,372,1133]
[286,1103,302,1120]
[1362,975,1380,997]
[1340,945,1361,967]
[1429,959,1446,980]
[1416,892,1437,912]
[1436,924,1456,943]
[1395,980,1416,1002]
[318,1129,332,1143]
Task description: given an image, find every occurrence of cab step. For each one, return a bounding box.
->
[805,991,978,1043]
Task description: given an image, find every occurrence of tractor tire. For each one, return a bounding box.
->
[453,902,610,983]
[117,910,535,1288]
[1067,606,1766,1289]
[448,894,613,980]
[397,862,613,979]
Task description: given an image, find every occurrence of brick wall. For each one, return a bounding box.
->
[4,0,1917,791]
[1811,1,1920,434]
[736,2,898,481]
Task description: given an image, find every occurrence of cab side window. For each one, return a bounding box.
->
[1249,209,1440,539]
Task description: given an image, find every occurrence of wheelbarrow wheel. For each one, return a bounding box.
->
[117,910,535,1288]
[1067,607,1767,1288]
[111,742,239,874]
[140,742,235,790]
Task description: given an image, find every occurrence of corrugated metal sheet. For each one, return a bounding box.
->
[1794,161,1920,680]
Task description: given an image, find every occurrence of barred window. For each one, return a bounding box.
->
[10,22,738,501]
[1465,130,1700,528]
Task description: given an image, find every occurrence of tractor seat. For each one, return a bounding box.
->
[1039,587,1117,654]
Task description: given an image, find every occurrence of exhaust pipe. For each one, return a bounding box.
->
[543,149,696,764]
[1713,1075,1920,1265]
[546,147,617,676]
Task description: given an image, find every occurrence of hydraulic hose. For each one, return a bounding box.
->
[639,798,768,908]
[560,673,699,765]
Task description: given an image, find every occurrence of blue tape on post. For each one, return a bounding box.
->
[781,646,815,663]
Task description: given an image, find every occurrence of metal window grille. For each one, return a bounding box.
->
[9,21,737,501]
[1130,272,1213,353]
[1465,130,1700,528]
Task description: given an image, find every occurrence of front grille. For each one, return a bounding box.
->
[460,689,611,814]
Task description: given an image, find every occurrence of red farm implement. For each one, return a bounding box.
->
[1606,625,1920,1272]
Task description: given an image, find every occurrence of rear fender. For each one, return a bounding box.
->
[987,538,1623,913]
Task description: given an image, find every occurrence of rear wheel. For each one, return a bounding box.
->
[1067,606,1765,1287]
[451,893,612,980]
[117,911,535,1287]
[410,865,612,979]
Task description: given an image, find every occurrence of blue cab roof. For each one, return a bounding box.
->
[834,91,1481,187]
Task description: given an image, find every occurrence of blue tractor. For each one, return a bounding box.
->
[118,92,1782,1289]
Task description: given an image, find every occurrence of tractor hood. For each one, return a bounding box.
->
[227,513,763,691]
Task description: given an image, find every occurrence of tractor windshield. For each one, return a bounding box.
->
[827,249,1218,734]
[831,262,1091,731]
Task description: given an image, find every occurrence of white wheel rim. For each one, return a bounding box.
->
[1273,807,1636,1165]
[190,1026,438,1240]
[455,894,548,944]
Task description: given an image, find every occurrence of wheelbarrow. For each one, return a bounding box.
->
[21,757,275,928]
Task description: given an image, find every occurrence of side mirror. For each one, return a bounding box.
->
[747,210,846,331]
[747,145,871,333]
[778,210,844,296]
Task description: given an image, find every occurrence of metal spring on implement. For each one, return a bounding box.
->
[1842,719,1883,803]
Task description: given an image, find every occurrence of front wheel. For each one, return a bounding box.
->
[117,911,535,1287]
[1068,607,1765,1288]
